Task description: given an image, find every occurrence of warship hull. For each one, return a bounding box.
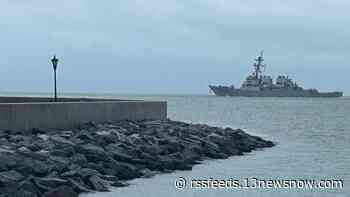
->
[209,85,343,98]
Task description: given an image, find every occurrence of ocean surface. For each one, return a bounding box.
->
[84,95,349,197]
[3,93,349,196]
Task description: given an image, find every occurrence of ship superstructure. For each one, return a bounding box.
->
[209,52,343,97]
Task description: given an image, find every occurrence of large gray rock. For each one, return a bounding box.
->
[47,156,70,173]
[103,160,141,180]
[0,119,274,197]
[98,175,119,182]
[0,170,24,187]
[67,178,91,193]
[16,177,43,197]
[69,154,87,165]
[16,148,50,161]
[30,128,46,135]
[35,178,68,189]
[158,156,192,171]
[94,130,119,146]
[50,147,75,157]
[0,130,6,138]
[45,185,78,197]
[82,162,105,173]
[158,138,184,155]
[87,175,109,192]
[50,136,75,148]
[75,144,109,162]
[31,138,54,151]
[61,168,100,181]
[8,189,39,197]
[140,168,158,178]
[77,168,100,178]
[74,130,94,142]
[58,131,74,139]
[105,144,144,164]
[15,158,49,177]
[0,152,18,171]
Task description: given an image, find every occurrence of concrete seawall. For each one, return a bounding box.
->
[0,97,167,131]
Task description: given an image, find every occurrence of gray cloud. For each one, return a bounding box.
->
[0,0,349,94]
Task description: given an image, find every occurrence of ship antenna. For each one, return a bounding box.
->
[261,50,266,72]
[254,50,265,79]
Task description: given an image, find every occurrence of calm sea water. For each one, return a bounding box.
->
[79,95,349,197]
[3,93,349,196]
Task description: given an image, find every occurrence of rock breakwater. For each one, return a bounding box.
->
[0,120,274,197]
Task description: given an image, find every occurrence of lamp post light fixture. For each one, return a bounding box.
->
[51,55,59,102]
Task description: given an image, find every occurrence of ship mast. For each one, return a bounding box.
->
[253,50,265,79]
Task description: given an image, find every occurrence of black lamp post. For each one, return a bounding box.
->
[51,55,59,102]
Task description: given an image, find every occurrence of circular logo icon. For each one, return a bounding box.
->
[175,177,187,190]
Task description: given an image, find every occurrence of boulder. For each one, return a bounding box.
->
[74,130,94,142]
[9,189,39,197]
[34,178,68,189]
[37,134,49,141]
[59,131,74,139]
[75,144,109,162]
[67,164,81,171]
[95,133,117,146]
[98,175,119,182]
[180,147,202,163]
[50,147,75,157]
[103,160,141,180]
[47,171,59,178]
[78,122,97,130]
[69,154,87,165]
[9,135,29,144]
[82,162,105,173]
[158,138,184,155]
[45,185,78,197]
[105,144,143,164]
[140,168,158,178]
[0,170,24,187]
[77,168,100,178]
[47,156,70,173]
[32,139,54,151]
[30,128,46,135]
[0,146,14,154]
[17,148,50,161]
[87,175,109,192]
[0,137,11,146]
[207,133,225,144]
[158,156,192,171]
[0,130,6,138]
[15,158,49,177]
[61,168,99,179]
[50,136,75,147]
[0,119,275,197]
[67,178,91,193]
[27,143,42,152]
[110,181,129,187]
[17,177,43,197]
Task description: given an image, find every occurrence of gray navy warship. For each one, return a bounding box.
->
[209,52,343,97]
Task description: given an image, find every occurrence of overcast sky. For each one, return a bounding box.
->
[0,0,349,95]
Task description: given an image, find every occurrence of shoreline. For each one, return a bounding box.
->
[0,119,274,197]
